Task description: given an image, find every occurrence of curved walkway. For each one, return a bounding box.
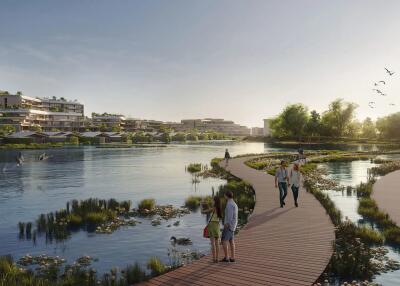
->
[142,156,335,286]
[372,170,400,226]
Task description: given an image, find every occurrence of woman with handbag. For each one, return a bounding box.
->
[202,196,223,263]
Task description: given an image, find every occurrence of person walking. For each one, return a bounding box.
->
[275,160,289,208]
[290,163,302,207]
[202,197,223,263]
[224,149,231,167]
[221,191,238,263]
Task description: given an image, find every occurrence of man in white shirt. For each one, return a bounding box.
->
[221,190,238,263]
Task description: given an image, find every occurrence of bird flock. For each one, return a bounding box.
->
[369,68,396,109]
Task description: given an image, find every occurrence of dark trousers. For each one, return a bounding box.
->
[278,182,288,206]
[291,185,299,203]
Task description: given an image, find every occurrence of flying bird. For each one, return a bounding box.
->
[379,80,386,85]
[389,103,396,106]
[368,101,376,108]
[373,89,383,94]
[385,68,395,76]
[381,93,387,96]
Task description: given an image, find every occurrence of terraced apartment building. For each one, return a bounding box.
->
[0,91,84,132]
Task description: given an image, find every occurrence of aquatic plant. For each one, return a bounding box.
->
[123,263,147,284]
[146,257,166,276]
[184,196,202,210]
[138,198,156,212]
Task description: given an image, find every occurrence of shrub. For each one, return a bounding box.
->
[146,257,166,276]
[138,199,155,211]
[355,226,384,245]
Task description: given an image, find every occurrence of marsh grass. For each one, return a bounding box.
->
[184,196,202,210]
[186,163,202,173]
[138,199,156,212]
[146,257,166,276]
[20,198,132,242]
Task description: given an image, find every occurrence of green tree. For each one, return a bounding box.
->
[172,133,187,142]
[269,104,309,140]
[376,112,400,140]
[31,125,42,132]
[186,132,199,141]
[132,132,147,143]
[305,110,322,138]
[321,99,358,137]
[361,117,377,139]
[111,125,121,132]
[99,124,108,132]
[160,132,171,143]
[0,124,16,136]
[68,136,79,145]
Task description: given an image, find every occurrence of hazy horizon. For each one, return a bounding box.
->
[1,0,400,127]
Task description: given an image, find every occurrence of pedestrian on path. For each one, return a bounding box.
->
[221,191,238,263]
[275,160,289,208]
[224,149,231,167]
[290,163,302,207]
[202,196,223,263]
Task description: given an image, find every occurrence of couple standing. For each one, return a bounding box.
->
[275,161,302,208]
[204,191,238,263]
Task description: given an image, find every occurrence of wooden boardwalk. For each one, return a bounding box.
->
[372,170,400,226]
[141,156,335,286]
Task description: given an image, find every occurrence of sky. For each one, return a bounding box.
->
[0,0,399,127]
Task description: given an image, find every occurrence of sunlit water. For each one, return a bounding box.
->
[322,160,400,285]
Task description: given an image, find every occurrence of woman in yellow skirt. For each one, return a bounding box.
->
[203,196,222,263]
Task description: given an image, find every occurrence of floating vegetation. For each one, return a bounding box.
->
[135,200,190,219]
[0,254,153,286]
[95,218,139,234]
[18,254,66,267]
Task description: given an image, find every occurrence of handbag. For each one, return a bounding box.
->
[203,211,214,238]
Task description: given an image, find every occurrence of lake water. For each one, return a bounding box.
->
[0,142,399,284]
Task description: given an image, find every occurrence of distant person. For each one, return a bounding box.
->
[275,160,289,208]
[298,148,306,164]
[224,149,231,167]
[202,196,223,263]
[221,190,238,263]
[290,163,302,207]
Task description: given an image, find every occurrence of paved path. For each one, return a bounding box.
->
[372,170,400,226]
[142,156,335,286]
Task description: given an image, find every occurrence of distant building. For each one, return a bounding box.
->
[251,127,264,136]
[263,119,272,136]
[0,91,84,132]
[172,118,250,136]
[91,113,125,131]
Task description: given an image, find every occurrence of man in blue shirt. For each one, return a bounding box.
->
[221,190,238,263]
[275,160,289,208]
